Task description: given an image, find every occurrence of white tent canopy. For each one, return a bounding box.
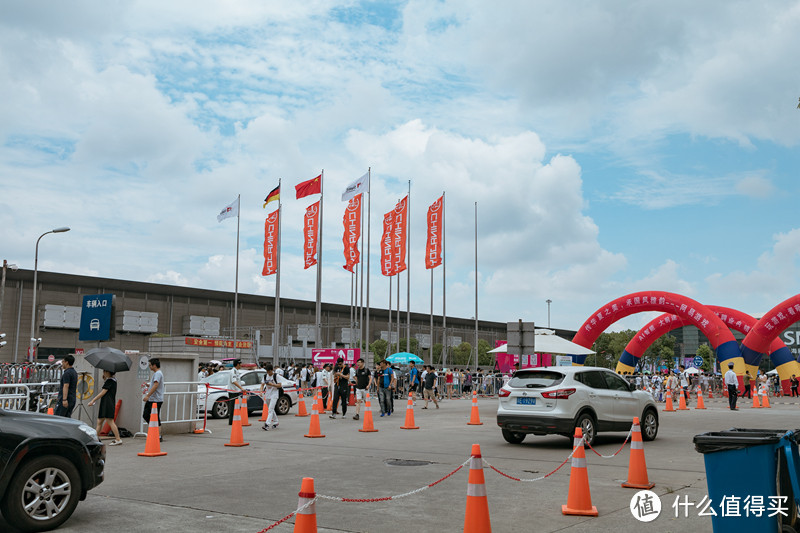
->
[488,329,595,356]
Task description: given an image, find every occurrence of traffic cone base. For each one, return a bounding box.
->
[294,477,317,533]
[464,444,492,532]
[622,417,655,490]
[562,427,598,517]
[359,393,379,433]
[138,402,167,457]
[400,393,419,430]
[224,398,250,447]
[663,394,675,412]
[467,391,483,425]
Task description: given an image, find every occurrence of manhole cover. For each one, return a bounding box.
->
[385,459,434,467]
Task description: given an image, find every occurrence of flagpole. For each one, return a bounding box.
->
[349,270,354,346]
[365,168,371,364]
[429,265,434,366]
[316,170,324,353]
[396,267,400,355]
[233,194,240,360]
[272,183,282,366]
[442,191,447,368]
[406,180,411,357]
[474,201,478,373]
[388,275,392,355]
[359,190,365,355]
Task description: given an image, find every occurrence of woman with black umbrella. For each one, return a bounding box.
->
[88,370,122,445]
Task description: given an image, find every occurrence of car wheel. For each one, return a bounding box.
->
[502,429,526,444]
[0,455,82,533]
[211,398,229,419]
[575,412,596,447]
[641,408,659,441]
[275,395,291,416]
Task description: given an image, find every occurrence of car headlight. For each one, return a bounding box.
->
[78,424,99,442]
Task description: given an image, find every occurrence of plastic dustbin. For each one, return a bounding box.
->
[694,428,800,533]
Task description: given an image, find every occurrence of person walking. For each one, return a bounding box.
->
[55,354,78,418]
[743,371,752,399]
[142,358,165,441]
[422,365,440,409]
[724,363,739,410]
[791,375,799,398]
[445,368,454,399]
[260,363,282,430]
[407,361,420,402]
[330,357,352,419]
[88,370,122,445]
[678,365,690,402]
[376,360,395,417]
[352,358,373,421]
[226,359,248,425]
[319,364,331,410]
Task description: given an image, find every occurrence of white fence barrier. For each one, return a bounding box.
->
[135,381,209,437]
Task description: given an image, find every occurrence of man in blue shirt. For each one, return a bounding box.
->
[408,361,419,402]
[376,360,395,417]
[55,354,78,418]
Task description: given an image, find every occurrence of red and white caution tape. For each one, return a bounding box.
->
[585,427,632,458]
[255,497,317,533]
[482,438,583,482]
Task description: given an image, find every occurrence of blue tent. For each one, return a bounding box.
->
[386,352,424,364]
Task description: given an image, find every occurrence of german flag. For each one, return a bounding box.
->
[263,185,280,208]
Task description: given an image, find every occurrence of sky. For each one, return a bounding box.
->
[1,1,800,334]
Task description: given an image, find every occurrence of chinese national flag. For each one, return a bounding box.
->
[304,201,320,269]
[295,174,322,199]
[425,196,443,269]
[342,194,362,273]
[262,209,279,276]
[392,196,408,275]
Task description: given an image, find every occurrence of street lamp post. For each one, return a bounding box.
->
[546,299,552,328]
[28,227,70,362]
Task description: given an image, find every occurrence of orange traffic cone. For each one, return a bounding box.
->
[762,391,771,408]
[677,392,690,410]
[621,417,655,489]
[348,384,356,407]
[752,392,762,408]
[304,400,325,438]
[293,477,318,533]
[240,395,251,427]
[663,393,675,412]
[723,386,728,398]
[358,392,378,433]
[295,391,309,417]
[224,398,250,447]
[259,392,269,422]
[401,393,419,430]
[695,390,706,410]
[467,390,483,425]
[707,387,713,399]
[463,444,492,533]
[138,402,167,457]
[562,427,598,516]
[46,407,54,415]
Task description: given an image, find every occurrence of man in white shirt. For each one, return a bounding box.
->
[260,363,282,430]
[724,363,739,410]
[228,359,247,425]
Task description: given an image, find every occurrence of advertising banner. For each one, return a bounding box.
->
[262,209,279,276]
[392,195,408,275]
[304,201,320,269]
[381,211,394,276]
[342,194,361,272]
[425,196,443,269]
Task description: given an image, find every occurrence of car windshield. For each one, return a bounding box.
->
[203,372,230,386]
[508,371,565,388]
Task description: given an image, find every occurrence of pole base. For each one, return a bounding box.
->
[138,452,168,457]
[304,434,326,438]
[224,442,250,447]
[562,505,598,517]
[622,481,655,490]
[400,426,419,430]
[358,429,379,433]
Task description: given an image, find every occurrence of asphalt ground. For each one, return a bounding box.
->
[3,394,800,533]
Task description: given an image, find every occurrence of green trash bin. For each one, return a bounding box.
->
[694,428,800,533]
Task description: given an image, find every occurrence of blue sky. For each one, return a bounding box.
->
[1,1,799,333]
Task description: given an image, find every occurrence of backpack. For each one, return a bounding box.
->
[307,370,316,388]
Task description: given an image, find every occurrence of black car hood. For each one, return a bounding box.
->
[0,409,89,439]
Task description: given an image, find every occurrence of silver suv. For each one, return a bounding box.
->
[496,366,659,446]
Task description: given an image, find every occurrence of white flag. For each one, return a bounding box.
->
[341,172,369,202]
[217,197,239,222]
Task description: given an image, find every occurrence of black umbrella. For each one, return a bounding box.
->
[84,347,133,373]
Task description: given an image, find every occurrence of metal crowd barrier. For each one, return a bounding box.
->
[0,363,63,385]
[135,381,209,437]
[0,383,30,411]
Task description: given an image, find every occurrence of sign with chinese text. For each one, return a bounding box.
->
[184,337,253,349]
[79,294,114,341]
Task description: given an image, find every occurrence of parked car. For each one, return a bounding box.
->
[496,366,659,446]
[197,369,298,419]
[0,409,105,532]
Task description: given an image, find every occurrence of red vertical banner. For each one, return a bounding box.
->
[392,195,408,275]
[262,209,279,276]
[381,210,395,276]
[342,194,362,272]
[425,196,443,269]
[304,201,320,269]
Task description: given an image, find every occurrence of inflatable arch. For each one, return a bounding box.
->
[572,291,745,380]
[617,306,800,394]
[742,295,800,380]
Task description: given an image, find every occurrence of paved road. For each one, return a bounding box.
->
[4,395,799,532]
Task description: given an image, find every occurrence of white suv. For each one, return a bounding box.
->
[496,366,659,446]
[198,369,299,419]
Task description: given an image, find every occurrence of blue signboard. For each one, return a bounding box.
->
[79,294,114,341]
[693,355,704,367]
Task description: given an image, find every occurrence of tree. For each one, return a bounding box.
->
[369,339,388,362]
[450,342,472,366]
[591,330,636,368]
[477,339,492,367]
[431,343,443,365]
[696,344,714,372]
[643,334,676,372]
[398,337,420,355]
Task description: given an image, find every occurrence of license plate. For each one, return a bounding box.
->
[516,397,536,406]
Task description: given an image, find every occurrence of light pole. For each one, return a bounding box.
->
[546,299,552,328]
[1,260,19,333]
[28,227,70,362]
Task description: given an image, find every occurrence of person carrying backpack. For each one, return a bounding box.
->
[261,364,282,430]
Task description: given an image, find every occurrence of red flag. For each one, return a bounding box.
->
[392,196,408,275]
[381,210,394,276]
[425,196,443,269]
[295,174,322,199]
[262,209,279,276]
[342,194,362,272]
[304,201,320,269]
